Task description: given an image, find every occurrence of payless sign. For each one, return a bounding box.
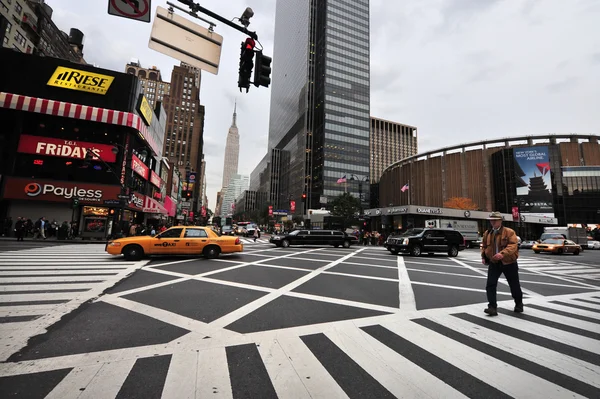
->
[2,177,121,204]
[47,67,115,95]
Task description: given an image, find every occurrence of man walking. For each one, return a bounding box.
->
[481,211,523,316]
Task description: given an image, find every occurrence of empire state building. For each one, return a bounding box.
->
[221,103,240,189]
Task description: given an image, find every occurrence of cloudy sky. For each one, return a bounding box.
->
[48,0,599,210]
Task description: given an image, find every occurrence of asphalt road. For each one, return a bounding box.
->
[1,242,599,398]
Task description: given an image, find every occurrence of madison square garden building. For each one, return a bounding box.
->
[265,0,371,214]
[371,134,600,239]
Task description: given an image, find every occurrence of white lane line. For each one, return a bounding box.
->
[45,364,103,399]
[284,291,400,314]
[161,351,197,399]
[196,346,233,399]
[397,255,416,311]
[256,339,311,398]
[410,281,515,296]
[77,358,136,399]
[208,248,367,329]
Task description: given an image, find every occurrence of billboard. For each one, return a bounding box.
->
[514,146,554,217]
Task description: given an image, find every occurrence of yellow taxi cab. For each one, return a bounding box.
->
[532,238,581,255]
[106,226,243,260]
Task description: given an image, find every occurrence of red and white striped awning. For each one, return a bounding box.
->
[143,196,168,214]
[0,92,160,156]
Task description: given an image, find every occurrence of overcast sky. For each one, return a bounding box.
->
[48,0,599,210]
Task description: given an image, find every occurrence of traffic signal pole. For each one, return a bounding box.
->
[175,0,258,40]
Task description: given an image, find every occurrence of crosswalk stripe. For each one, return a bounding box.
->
[77,359,136,399]
[161,351,197,399]
[45,364,104,399]
[197,346,233,399]
[551,300,600,316]
[275,335,349,398]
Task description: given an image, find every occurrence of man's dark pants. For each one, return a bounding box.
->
[486,262,523,309]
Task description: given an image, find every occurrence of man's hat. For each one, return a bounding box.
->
[488,211,503,220]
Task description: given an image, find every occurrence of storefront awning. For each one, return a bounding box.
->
[0,92,160,156]
[143,196,168,215]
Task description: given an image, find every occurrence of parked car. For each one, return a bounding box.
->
[532,238,581,255]
[385,228,466,257]
[270,229,358,248]
[587,240,600,249]
[106,226,243,260]
[519,240,536,249]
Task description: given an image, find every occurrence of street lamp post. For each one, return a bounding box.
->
[349,174,368,215]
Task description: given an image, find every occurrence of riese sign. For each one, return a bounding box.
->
[17,135,117,162]
[2,177,121,204]
[47,67,115,95]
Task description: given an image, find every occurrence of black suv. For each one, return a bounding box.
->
[270,229,358,248]
[385,228,466,257]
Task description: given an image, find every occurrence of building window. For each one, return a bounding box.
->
[14,1,22,14]
[13,31,25,47]
[0,2,8,13]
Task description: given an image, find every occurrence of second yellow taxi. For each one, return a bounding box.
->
[532,238,582,255]
[106,226,243,260]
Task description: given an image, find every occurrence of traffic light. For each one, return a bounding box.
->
[301,193,307,200]
[184,191,192,199]
[253,51,272,88]
[109,209,115,215]
[238,37,255,92]
[72,198,79,209]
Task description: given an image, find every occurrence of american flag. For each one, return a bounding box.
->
[337,175,347,184]
[401,183,409,192]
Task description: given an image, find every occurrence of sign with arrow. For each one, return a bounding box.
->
[108,0,151,23]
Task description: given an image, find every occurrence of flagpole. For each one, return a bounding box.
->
[345,179,347,194]
[408,180,411,206]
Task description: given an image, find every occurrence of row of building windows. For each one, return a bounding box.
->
[326,52,369,72]
[326,67,370,85]
[326,76,352,89]
[327,36,369,56]
[325,122,369,137]
[326,60,369,78]
[325,94,369,110]
[328,8,369,29]
[327,27,368,49]
[330,0,369,13]
[324,160,369,173]
[325,113,370,128]
[327,20,369,41]
[325,102,369,119]
[327,44,369,64]
[325,132,369,146]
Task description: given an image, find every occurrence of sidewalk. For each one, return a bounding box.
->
[0,236,108,244]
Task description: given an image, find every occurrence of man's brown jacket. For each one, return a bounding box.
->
[481,226,519,265]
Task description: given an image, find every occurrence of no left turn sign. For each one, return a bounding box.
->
[108,0,151,23]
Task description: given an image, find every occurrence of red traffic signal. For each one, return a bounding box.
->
[244,37,255,50]
[301,193,307,199]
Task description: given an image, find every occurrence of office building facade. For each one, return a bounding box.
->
[370,117,418,183]
[267,0,371,214]
[125,60,171,110]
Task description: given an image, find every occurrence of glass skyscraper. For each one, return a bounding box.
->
[268,0,370,213]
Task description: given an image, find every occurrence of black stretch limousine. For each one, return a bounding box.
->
[270,229,358,248]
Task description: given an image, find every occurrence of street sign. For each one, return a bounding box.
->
[189,173,196,182]
[149,6,223,75]
[108,0,151,23]
[117,194,129,199]
[181,201,191,208]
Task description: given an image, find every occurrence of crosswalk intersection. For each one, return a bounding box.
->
[0,244,146,361]
[0,293,599,398]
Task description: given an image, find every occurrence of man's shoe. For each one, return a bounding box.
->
[484,307,498,316]
[514,304,524,313]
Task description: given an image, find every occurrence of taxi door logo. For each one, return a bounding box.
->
[24,183,42,197]
[47,67,115,95]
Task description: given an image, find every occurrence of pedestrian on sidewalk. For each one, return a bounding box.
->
[481,211,523,316]
[14,217,25,241]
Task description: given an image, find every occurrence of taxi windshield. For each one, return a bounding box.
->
[542,239,564,244]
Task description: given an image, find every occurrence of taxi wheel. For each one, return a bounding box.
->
[534,250,540,254]
[556,248,563,255]
[573,250,580,255]
[203,246,220,259]
[123,245,144,261]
